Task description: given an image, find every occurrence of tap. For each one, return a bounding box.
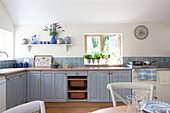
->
[0,51,8,57]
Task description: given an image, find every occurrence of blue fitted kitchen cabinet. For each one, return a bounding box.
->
[88,71,110,102]
[6,72,27,109]
[41,71,67,102]
[27,71,41,101]
[109,71,131,102]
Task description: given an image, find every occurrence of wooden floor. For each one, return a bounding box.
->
[46,108,101,113]
[45,102,124,113]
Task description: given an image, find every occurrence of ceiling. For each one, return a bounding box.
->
[2,0,170,25]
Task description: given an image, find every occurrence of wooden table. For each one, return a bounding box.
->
[91,105,145,113]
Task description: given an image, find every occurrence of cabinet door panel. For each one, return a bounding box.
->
[18,72,27,104]
[121,71,131,99]
[88,71,109,102]
[6,74,19,109]
[88,72,98,101]
[53,71,67,102]
[99,72,110,101]
[41,71,53,102]
[109,71,131,102]
[110,71,121,102]
[27,71,41,101]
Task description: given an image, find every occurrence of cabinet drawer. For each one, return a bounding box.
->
[67,71,87,76]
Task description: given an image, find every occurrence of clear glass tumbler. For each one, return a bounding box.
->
[127,95,138,113]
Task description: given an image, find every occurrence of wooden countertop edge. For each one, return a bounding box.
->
[0,68,132,76]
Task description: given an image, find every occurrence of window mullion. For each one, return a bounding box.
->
[100,35,104,52]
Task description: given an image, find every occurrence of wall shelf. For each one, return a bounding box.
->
[23,44,74,52]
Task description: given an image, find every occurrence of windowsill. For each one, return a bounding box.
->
[84,63,123,66]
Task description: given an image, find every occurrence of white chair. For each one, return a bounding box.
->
[107,82,155,107]
[3,100,46,113]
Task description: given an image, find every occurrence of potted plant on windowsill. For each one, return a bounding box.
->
[94,52,100,63]
[84,54,92,64]
[43,22,64,44]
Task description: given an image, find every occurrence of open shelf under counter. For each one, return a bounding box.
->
[67,78,87,81]
[22,44,74,52]
[67,89,87,93]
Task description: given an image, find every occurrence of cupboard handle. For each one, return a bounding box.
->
[19,75,23,77]
[7,78,10,80]
[107,72,110,74]
[64,73,67,75]
[110,72,112,74]
[75,72,79,75]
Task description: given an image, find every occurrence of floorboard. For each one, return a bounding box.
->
[45,102,125,113]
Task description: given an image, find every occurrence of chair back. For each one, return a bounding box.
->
[3,101,46,113]
[107,82,155,107]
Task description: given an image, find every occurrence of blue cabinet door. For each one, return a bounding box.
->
[53,71,67,102]
[27,71,41,101]
[6,74,19,109]
[18,72,27,104]
[41,71,53,102]
[88,71,110,102]
[109,71,131,102]
[41,71,67,102]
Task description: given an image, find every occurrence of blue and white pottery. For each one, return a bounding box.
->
[31,35,39,44]
[64,36,71,44]
[46,41,50,44]
[22,38,28,44]
[144,100,170,113]
[50,35,57,44]
[57,38,64,44]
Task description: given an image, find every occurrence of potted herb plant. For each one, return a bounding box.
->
[94,52,100,63]
[43,22,64,44]
[84,54,92,64]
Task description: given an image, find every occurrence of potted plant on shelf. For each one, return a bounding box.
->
[84,54,92,64]
[43,22,64,44]
[94,52,100,63]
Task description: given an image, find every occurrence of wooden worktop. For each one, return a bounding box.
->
[0,67,132,76]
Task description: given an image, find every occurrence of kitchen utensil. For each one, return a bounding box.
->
[129,60,143,66]
[144,60,158,65]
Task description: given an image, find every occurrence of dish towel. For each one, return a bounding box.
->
[137,69,156,80]
[147,69,156,80]
[137,69,148,80]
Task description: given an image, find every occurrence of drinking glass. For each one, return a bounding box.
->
[136,92,149,112]
[127,95,138,113]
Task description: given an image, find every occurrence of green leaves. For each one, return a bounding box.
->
[49,30,58,36]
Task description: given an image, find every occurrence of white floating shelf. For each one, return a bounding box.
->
[23,44,74,52]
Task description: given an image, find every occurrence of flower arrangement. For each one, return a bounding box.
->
[43,22,65,36]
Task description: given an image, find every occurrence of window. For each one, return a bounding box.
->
[84,33,122,65]
[0,28,13,60]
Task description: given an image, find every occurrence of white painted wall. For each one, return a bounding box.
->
[0,0,14,32]
[15,23,170,58]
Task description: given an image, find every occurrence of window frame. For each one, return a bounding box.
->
[84,33,122,65]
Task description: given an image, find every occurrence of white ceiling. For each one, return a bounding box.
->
[2,0,170,25]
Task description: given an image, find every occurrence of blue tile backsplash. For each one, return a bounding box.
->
[0,60,15,69]
[14,57,170,68]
